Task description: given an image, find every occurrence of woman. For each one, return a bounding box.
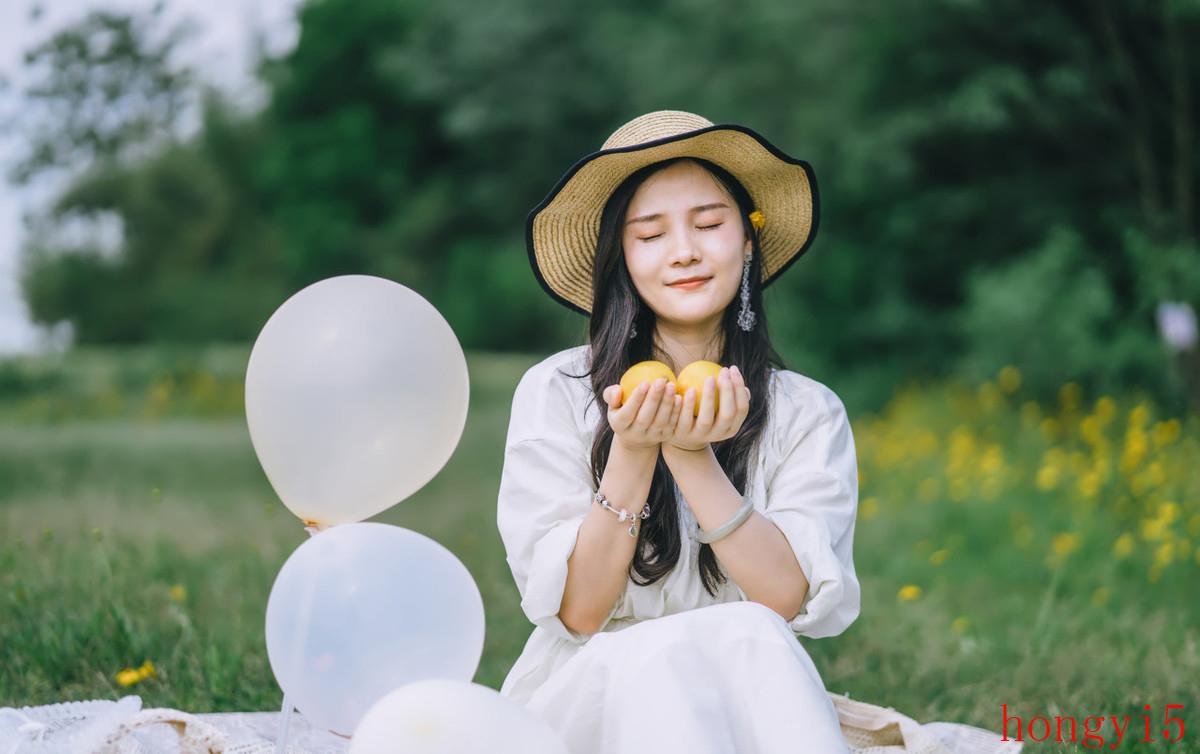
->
[496,110,860,753]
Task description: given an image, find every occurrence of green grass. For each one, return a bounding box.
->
[0,346,533,711]
[1,345,1197,752]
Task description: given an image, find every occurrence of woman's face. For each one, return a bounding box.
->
[622,160,751,330]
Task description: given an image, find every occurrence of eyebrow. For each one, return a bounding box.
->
[625,202,730,226]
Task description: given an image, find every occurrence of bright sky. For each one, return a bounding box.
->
[0,0,301,355]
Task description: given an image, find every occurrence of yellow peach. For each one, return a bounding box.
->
[677,360,723,416]
[619,360,677,405]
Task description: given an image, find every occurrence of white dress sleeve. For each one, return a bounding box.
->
[495,353,621,644]
[759,377,862,639]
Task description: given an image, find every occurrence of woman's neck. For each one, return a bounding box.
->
[651,321,724,373]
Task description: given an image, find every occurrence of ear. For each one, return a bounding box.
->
[743,237,752,258]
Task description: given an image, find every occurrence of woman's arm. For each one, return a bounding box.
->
[662,443,810,622]
[663,366,809,620]
[559,438,659,635]
[559,377,680,635]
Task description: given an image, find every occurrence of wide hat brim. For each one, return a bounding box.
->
[525,119,820,316]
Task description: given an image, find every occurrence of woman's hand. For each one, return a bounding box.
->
[668,366,751,452]
[603,377,682,452]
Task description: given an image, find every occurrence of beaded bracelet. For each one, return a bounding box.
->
[592,491,650,537]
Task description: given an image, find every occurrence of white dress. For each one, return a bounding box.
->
[495,345,862,754]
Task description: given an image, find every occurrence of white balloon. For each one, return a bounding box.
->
[349,680,569,754]
[246,274,469,526]
[265,523,485,737]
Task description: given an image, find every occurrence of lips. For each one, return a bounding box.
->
[667,276,712,287]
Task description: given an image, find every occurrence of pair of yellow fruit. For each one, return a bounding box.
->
[619,360,725,416]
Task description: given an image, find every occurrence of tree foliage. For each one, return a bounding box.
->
[12,0,1200,409]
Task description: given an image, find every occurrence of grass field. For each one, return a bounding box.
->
[1,345,1197,751]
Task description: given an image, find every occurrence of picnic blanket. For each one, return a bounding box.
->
[0,691,1023,753]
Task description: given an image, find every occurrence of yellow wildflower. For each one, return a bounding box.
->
[978,381,1000,411]
[859,496,879,520]
[115,669,141,687]
[1059,382,1082,411]
[1050,532,1082,560]
[980,444,1005,475]
[1140,516,1170,541]
[1151,419,1180,447]
[1036,464,1059,491]
[748,210,765,230]
[168,584,187,603]
[1112,533,1134,559]
[1076,472,1101,499]
[949,477,969,502]
[1020,400,1041,427]
[951,616,970,633]
[1153,541,1175,569]
[997,365,1021,393]
[114,660,156,687]
[898,584,922,601]
[929,549,951,566]
[1128,403,1149,428]
[1039,418,1060,441]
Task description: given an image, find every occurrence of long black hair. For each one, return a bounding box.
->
[562,156,788,597]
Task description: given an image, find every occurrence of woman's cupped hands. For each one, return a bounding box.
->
[601,366,751,452]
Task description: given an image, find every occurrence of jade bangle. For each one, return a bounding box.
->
[696,498,755,544]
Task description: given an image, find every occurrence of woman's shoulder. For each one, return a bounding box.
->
[767,367,851,432]
[516,345,590,393]
[510,345,592,419]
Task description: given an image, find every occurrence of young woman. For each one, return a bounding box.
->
[496,110,860,753]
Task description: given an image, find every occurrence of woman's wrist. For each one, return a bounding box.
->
[664,440,710,454]
[613,435,662,456]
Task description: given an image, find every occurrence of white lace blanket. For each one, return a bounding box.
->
[0,693,1022,754]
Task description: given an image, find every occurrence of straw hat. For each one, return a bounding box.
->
[525,109,820,315]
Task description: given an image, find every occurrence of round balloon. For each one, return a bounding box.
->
[246,274,469,526]
[265,523,485,736]
[349,680,569,754]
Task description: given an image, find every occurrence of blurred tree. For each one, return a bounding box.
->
[21,94,289,343]
[11,0,1199,411]
[798,0,1200,405]
[7,2,198,184]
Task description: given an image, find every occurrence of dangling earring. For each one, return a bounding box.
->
[737,253,756,332]
[630,303,639,339]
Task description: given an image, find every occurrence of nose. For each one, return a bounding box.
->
[666,227,702,266]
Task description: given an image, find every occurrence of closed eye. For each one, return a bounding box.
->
[638,220,720,241]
